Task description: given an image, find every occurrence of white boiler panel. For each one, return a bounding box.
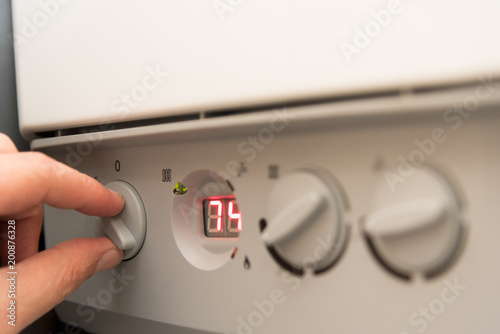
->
[12,0,500,139]
[11,1,500,334]
[32,86,500,334]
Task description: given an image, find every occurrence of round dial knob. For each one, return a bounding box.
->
[96,181,147,260]
[362,166,463,279]
[262,169,348,275]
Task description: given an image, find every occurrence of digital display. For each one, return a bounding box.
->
[203,198,242,238]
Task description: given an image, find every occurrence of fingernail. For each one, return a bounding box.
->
[110,190,125,214]
[95,248,123,274]
[110,190,124,202]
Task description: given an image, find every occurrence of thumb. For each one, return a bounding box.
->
[0,237,122,333]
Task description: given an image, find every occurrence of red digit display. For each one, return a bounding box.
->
[206,200,223,234]
[227,200,242,233]
[203,197,242,238]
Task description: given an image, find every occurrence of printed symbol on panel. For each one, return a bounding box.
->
[244,256,251,270]
[237,162,248,177]
[231,247,238,259]
[268,164,279,180]
[173,182,188,195]
[162,168,172,182]
[372,155,385,171]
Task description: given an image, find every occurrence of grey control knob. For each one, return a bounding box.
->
[263,169,348,274]
[362,166,463,279]
[96,181,147,260]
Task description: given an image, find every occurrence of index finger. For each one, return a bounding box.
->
[0,152,124,217]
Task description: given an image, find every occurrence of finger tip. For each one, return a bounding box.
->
[94,247,123,274]
[110,189,125,209]
[0,133,19,153]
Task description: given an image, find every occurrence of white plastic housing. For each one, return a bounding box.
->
[12,0,500,139]
[35,86,500,334]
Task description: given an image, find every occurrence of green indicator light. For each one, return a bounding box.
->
[173,182,188,195]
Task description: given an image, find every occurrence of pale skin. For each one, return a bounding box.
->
[0,133,125,333]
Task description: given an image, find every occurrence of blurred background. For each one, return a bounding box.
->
[0,0,28,151]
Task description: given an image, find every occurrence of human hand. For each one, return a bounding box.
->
[0,133,125,333]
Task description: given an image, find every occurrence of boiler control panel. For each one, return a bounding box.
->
[35,86,500,334]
